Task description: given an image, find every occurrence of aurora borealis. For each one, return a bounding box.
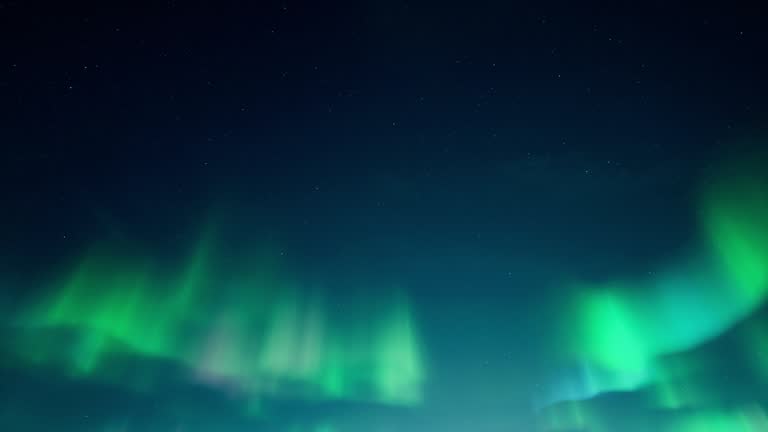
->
[537,155,768,429]
[14,232,424,407]
[4,156,768,431]
[3,2,768,431]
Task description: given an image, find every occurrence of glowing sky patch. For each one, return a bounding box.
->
[570,284,651,380]
[19,235,213,375]
[539,399,600,432]
[666,406,768,432]
[549,157,768,405]
[12,233,426,408]
[703,162,768,310]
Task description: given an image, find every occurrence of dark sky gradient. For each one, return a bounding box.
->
[2,2,768,431]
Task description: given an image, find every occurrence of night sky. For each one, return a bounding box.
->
[2,2,768,431]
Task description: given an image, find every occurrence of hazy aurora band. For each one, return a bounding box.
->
[540,156,768,430]
[12,229,425,410]
[4,155,768,432]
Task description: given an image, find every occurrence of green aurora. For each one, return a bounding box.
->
[12,230,425,410]
[5,156,768,431]
[541,157,768,429]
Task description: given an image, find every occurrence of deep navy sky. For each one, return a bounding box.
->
[6,1,766,271]
[2,1,768,431]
